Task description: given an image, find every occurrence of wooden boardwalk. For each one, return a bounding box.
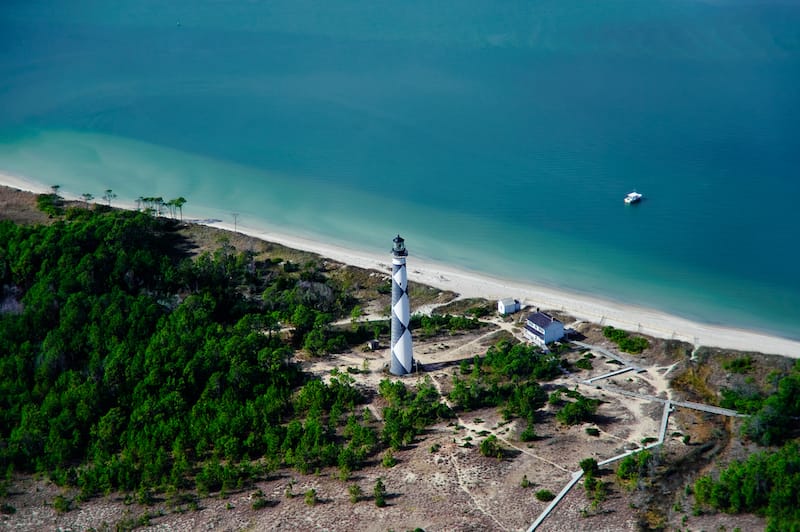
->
[528,340,745,530]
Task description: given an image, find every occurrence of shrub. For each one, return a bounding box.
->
[602,326,649,353]
[479,435,503,459]
[374,478,386,507]
[304,489,317,506]
[252,497,270,510]
[618,336,649,354]
[564,389,582,400]
[574,358,593,370]
[376,282,392,295]
[520,426,537,442]
[36,193,64,216]
[549,390,563,405]
[585,427,600,437]
[136,487,155,506]
[556,396,599,425]
[382,450,397,468]
[602,326,628,343]
[720,387,763,414]
[53,495,71,513]
[1,503,16,515]
[723,356,754,374]
[348,484,362,503]
[579,458,599,477]
[617,450,652,483]
[535,489,555,502]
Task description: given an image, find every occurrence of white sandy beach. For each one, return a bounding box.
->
[3,170,800,358]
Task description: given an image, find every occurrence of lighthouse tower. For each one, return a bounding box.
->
[390,234,413,375]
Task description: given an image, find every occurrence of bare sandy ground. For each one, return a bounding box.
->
[3,170,799,358]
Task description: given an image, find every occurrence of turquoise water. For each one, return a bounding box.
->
[1,1,799,339]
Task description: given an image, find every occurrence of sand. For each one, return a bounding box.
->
[3,170,800,358]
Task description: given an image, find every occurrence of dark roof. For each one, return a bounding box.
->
[526,311,561,329]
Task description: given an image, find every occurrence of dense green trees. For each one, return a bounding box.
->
[379,377,452,450]
[717,360,800,446]
[448,340,560,439]
[694,442,800,531]
[483,340,562,381]
[742,362,800,446]
[0,207,383,498]
[696,360,800,528]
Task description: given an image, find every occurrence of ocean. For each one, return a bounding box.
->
[1,1,799,339]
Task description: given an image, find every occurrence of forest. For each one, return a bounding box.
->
[0,201,385,500]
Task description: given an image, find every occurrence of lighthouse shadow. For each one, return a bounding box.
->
[417,356,473,372]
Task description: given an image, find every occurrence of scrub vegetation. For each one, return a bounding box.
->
[0,204,378,498]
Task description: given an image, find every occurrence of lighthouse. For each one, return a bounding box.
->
[390,234,413,375]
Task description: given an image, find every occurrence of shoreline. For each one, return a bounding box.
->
[3,170,800,358]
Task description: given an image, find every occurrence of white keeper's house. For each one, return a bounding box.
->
[523,310,565,348]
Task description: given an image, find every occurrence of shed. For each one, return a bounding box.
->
[497,298,520,315]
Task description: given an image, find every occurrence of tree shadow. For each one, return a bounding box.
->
[501,448,522,460]
[419,356,475,372]
[590,412,619,427]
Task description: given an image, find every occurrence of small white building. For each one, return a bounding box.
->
[497,298,520,315]
[523,311,564,348]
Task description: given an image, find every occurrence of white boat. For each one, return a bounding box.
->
[624,191,642,204]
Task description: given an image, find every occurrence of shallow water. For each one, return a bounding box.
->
[1,1,799,338]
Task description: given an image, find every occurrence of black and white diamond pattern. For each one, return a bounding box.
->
[390,259,413,375]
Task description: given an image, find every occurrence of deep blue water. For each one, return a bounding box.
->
[1,1,799,338]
